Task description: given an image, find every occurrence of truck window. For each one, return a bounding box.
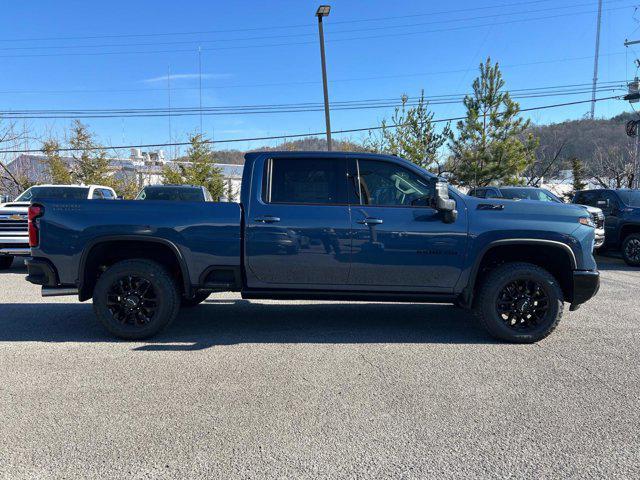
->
[265,158,348,205]
[92,189,104,199]
[356,160,433,207]
[100,189,115,199]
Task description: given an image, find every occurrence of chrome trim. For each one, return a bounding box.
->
[0,247,30,256]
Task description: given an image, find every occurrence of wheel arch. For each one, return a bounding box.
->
[78,235,190,301]
[460,239,577,307]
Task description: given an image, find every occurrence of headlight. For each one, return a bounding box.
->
[579,216,595,228]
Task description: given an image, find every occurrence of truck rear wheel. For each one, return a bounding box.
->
[93,259,180,340]
[473,262,564,343]
[622,233,640,267]
[0,256,13,270]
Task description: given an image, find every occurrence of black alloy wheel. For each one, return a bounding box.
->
[622,234,640,267]
[93,259,180,339]
[106,275,158,327]
[496,279,549,332]
[473,262,563,343]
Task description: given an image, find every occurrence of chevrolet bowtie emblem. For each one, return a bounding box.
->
[9,214,26,220]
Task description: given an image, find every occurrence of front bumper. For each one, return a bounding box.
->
[570,270,600,310]
[593,229,605,250]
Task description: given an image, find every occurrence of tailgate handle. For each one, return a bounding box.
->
[357,217,383,225]
[254,215,281,223]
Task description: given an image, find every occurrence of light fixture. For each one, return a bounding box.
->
[316,5,331,17]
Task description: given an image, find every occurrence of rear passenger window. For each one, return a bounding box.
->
[265,158,348,205]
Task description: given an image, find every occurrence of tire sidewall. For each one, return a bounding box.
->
[93,260,179,339]
[622,234,640,267]
[480,266,562,342]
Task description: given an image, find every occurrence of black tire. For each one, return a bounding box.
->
[0,256,13,270]
[621,233,640,267]
[473,262,564,343]
[93,259,180,340]
[181,291,210,307]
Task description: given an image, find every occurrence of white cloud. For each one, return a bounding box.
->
[141,73,232,84]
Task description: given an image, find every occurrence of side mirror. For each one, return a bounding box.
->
[116,195,124,200]
[434,180,458,224]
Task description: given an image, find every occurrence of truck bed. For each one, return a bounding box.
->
[33,199,242,287]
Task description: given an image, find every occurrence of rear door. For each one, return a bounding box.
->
[348,158,466,291]
[245,156,352,287]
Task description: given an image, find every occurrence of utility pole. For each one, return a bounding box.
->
[625,79,640,188]
[198,46,203,136]
[316,5,332,151]
[167,65,172,160]
[590,0,603,120]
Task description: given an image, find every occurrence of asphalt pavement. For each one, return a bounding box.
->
[0,255,638,479]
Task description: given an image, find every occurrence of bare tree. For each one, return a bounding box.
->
[590,143,635,189]
[0,120,39,197]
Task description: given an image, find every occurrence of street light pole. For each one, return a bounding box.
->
[316,5,332,151]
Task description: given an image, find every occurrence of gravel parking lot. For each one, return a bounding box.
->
[0,256,638,479]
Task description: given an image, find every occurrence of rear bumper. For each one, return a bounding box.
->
[25,257,59,286]
[570,269,600,310]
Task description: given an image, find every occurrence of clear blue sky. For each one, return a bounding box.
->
[0,0,636,157]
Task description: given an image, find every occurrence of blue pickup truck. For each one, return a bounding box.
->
[572,189,640,267]
[25,152,600,343]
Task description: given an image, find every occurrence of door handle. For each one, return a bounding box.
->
[357,217,383,225]
[254,215,281,223]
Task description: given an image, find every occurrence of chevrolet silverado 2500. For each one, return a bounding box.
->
[25,152,600,343]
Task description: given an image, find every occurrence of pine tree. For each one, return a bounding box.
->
[42,121,138,198]
[571,157,587,192]
[161,133,225,200]
[449,58,538,187]
[42,139,72,184]
[364,91,451,174]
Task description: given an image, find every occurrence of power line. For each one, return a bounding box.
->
[0,0,585,44]
[0,95,622,154]
[0,88,625,120]
[0,4,632,59]
[0,0,624,53]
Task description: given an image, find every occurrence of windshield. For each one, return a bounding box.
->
[16,186,90,201]
[499,188,560,202]
[137,186,204,202]
[617,190,640,207]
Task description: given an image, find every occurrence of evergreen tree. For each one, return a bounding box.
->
[161,133,225,200]
[364,92,451,174]
[42,121,138,198]
[571,157,587,192]
[449,58,538,187]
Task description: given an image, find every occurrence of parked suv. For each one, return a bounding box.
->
[572,189,640,266]
[468,186,605,249]
[0,184,117,269]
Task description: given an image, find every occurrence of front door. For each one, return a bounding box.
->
[348,159,467,291]
[245,156,351,287]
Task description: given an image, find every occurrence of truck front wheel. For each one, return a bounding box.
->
[93,259,180,340]
[622,233,640,267]
[473,262,564,343]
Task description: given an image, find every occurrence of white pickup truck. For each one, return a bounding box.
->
[0,184,117,269]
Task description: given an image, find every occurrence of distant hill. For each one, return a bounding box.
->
[179,137,368,165]
[529,112,636,177]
